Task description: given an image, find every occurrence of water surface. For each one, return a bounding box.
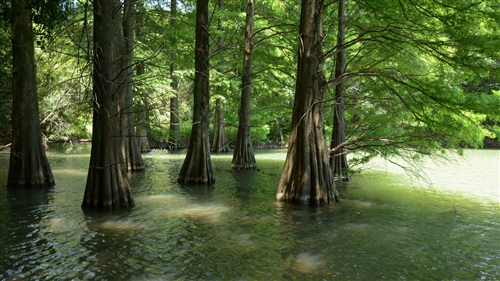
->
[0,146,498,280]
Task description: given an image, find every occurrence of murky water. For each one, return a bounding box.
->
[0,146,498,280]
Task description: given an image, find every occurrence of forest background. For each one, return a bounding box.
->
[0,0,499,172]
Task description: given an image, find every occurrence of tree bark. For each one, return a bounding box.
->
[330,0,349,179]
[210,0,229,154]
[276,0,337,205]
[169,0,182,149]
[82,0,134,210]
[137,81,151,153]
[8,0,55,188]
[211,99,229,152]
[217,0,225,48]
[231,0,257,170]
[177,0,214,184]
[121,0,144,171]
[134,5,151,153]
[169,63,181,148]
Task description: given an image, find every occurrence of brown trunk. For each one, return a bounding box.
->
[138,98,151,153]
[276,0,337,205]
[231,0,257,170]
[211,99,229,152]
[134,4,151,153]
[330,0,349,178]
[177,0,214,184]
[82,0,134,210]
[137,126,151,152]
[169,0,182,149]
[121,0,144,171]
[169,63,181,148]
[8,0,55,188]
[217,0,225,48]
[210,0,228,154]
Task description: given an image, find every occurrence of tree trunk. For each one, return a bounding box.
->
[211,99,229,152]
[210,0,229,154]
[169,0,182,149]
[121,0,144,171]
[137,91,151,153]
[330,0,349,179]
[177,0,214,184]
[276,0,337,205]
[169,63,181,148]
[82,0,134,210]
[231,0,257,170]
[8,0,55,188]
[217,0,225,48]
[134,7,151,153]
[137,127,151,152]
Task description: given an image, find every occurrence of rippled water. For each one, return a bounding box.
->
[0,146,498,280]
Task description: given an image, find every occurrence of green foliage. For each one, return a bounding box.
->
[462,77,500,139]
[1,0,496,159]
[320,0,500,170]
[32,0,72,39]
[33,3,93,142]
[0,0,75,143]
[1,0,73,44]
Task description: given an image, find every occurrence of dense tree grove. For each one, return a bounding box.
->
[0,0,498,207]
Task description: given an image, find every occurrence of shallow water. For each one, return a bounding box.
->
[0,146,498,280]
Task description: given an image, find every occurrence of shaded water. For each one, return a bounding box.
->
[0,146,498,280]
